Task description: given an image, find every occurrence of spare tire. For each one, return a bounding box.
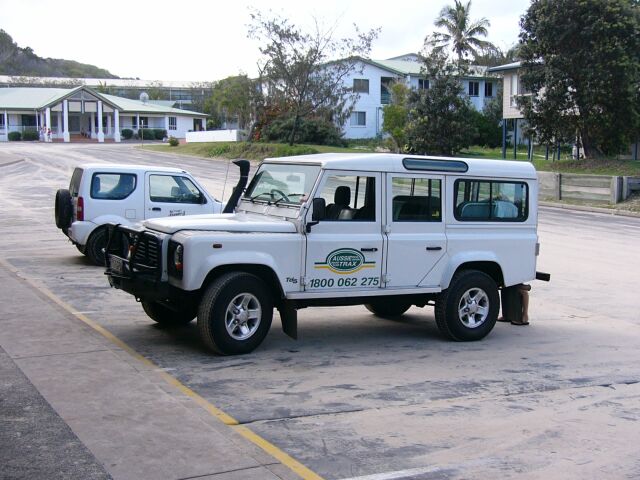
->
[55,189,72,230]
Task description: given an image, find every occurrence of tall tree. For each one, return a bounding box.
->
[248,10,379,145]
[427,0,493,66]
[382,82,410,152]
[204,75,255,129]
[405,51,476,156]
[518,0,640,157]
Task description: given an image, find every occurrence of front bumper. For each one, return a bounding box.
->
[105,224,169,302]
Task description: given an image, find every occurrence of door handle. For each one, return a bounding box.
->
[426,246,442,251]
[360,247,378,252]
[151,207,161,211]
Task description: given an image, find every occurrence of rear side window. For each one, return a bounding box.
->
[391,177,442,222]
[69,168,83,197]
[90,173,137,200]
[454,179,528,221]
[149,175,204,204]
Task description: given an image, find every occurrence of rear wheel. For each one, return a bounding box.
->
[435,270,499,341]
[142,301,196,326]
[197,272,273,355]
[365,299,412,318]
[54,189,72,230]
[86,228,108,266]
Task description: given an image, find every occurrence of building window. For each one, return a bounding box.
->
[510,73,519,106]
[169,117,177,130]
[353,79,369,94]
[21,115,37,127]
[484,82,493,97]
[350,111,366,127]
[139,116,149,128]
[418,78,429,90]
[468,81,479,97]
[131,116,137,129]
[0,115,4,129]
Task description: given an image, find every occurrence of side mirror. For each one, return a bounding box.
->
[312,197,326,221]
[306,198,326,233]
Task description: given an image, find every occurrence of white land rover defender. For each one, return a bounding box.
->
[106,153,549,355]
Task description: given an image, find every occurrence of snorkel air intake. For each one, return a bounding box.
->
[222,159,250,214]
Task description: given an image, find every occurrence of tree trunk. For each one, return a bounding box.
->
[288,113,301,146]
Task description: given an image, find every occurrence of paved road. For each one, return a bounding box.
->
[1,143,639,480]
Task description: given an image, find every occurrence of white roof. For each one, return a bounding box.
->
[263,153,538,179]
[78,163,188,174]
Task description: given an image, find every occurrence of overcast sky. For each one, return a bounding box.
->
[1,0,530,81]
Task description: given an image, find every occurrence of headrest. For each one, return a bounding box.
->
[334,186,351,205]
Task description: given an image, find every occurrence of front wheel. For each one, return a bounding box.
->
[86,228,108,266]
[435,270,499,341]
[197,273,273,355]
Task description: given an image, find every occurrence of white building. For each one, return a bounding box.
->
[0,85,207,143]
[343,54,499,139]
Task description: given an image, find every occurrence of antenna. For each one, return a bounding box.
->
[220,158,233,205]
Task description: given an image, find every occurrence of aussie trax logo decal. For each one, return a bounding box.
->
[314,248,376,274]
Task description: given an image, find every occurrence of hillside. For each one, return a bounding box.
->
[0,29,118,78]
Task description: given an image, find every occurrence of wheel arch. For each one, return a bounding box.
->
[200,264,286,306]
[444,260,505,289]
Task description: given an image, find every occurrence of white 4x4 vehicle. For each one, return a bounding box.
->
[55,164,222,265]
[106,154,548,355]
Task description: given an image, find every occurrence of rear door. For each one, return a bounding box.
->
[384,173,447,288]
[145,172,211,219]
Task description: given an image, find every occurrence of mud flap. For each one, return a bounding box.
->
[501,285,523,324]
[278,303,298,340]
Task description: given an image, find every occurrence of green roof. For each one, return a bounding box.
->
[0,87,72,110]
[0,86,205,116]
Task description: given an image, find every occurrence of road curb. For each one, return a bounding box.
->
[540,201,640,218]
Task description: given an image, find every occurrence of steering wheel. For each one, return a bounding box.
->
[270,189,290,203]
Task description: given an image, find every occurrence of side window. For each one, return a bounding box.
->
[91,173,136,200]
[454,179,528,221]
[391,177,441,222]
[69,168,83,197]
[317,175,376,221]
[149,175,204,204]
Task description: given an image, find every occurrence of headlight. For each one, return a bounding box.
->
[174,244,183,272]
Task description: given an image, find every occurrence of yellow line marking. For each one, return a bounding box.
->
[0,258,324,480]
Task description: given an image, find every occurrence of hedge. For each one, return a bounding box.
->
[8,131,21,141]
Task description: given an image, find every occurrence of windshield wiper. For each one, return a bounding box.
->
[273,193,305,205]
[249,192,273,203]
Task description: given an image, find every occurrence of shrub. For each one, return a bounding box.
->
[8,131,21,141]
[154,129,167,140]
[263,116,346,146]
[121,129,133,140]
[138,129,155,140]
[168,136,179,147]
[22,129,40,141]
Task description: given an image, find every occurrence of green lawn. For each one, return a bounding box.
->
[145,141,640,176]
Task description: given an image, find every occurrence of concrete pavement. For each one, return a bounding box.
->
[0,262,305,480]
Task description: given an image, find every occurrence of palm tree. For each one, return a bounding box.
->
[428,0,493,65]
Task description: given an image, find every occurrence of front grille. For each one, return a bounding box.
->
[132,233,160,271]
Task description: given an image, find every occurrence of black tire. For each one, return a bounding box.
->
[435,270,499,341]
[197,272,273,355]
[365,299,412,318]
[54,189,72,230]
[142,301,196,326]
[76,244,86,255]
[85,228,108,266]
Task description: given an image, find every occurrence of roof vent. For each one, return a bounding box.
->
[139,92,149,104]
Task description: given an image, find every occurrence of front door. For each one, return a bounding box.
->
[304,171,383,292]
[384,173,447,288]
[144,172,210,219]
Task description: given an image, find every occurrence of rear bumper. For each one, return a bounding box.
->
[68,220,97,246]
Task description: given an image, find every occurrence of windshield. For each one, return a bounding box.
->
[243,163,321,205]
